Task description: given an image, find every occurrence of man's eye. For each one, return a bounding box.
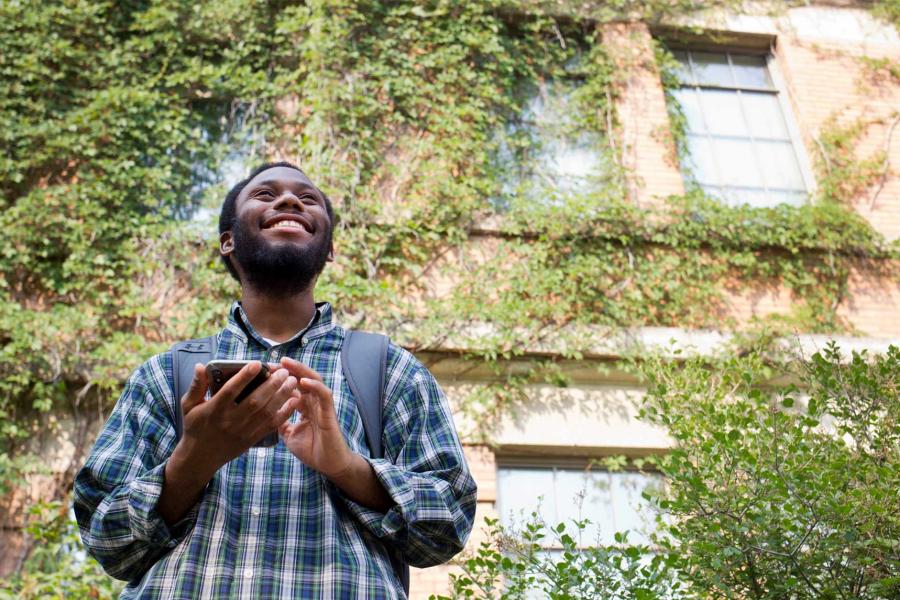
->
[255,190,274,199]
[301,195,317,204]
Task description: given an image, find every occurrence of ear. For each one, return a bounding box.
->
[326,241,335,263]
[220,231,234,257]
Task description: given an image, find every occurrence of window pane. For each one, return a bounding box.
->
[554,470,613,543]
[607,472,657,544]
[671,88,706,133]
[538,137,602,181]
[702,184,725,201]
[731,54,773,89]
[741,92,789,139]
[498,468,659,548]
[691,51,733,86]
[497,469,560,526]
[756,140,806,190]
[498,77,608,202]
[698,89,748,136]
[723,187,805,208]
[711,138,762,187]
[524,79,585,133]
[671,50,694,84]
[721,187,773,207]
[684,134,718,185]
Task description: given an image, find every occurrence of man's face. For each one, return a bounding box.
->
[221,166,333,297]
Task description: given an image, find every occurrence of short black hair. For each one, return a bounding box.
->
[218,161,335,281]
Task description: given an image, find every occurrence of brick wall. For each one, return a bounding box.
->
[413,6,900,598]
[602,22,686,207]
[776,29,900,241]
[408,445,496,599]
[604,15,899,338]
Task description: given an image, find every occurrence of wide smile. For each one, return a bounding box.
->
[261,214,314,235]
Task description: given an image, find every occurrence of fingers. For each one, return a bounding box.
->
[208,361,263,407]
[244,371,299,441]
[298,377,337,425]
[181,363,208,415]
[280,357,323,383]
[237,367,292,413]
[299,377,333,402]
[271,383,303,425]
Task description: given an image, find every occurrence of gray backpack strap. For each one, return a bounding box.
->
[341,330,409,595]
[169,336,217,441]
[341,330,389,459]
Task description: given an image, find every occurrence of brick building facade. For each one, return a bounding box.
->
[410,3,899,597]
[1,2,895,596]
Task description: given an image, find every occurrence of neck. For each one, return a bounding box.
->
[239,285,317,343]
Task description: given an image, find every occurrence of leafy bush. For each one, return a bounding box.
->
[435,517,683,600]
[0,502,122,599]
[442,343,899,599]
[640,342,899,599]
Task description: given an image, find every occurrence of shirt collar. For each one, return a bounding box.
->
[225,301,335,348]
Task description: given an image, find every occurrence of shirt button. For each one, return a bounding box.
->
[252,507,261,516]
[244,567,253,578]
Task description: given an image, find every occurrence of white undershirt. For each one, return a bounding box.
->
[260,311,317,347]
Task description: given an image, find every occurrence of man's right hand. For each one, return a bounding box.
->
[158,362,300,526]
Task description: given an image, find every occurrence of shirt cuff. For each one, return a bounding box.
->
[336,457,414,541]
[129,461,202,549]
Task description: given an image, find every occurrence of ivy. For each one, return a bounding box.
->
[0,0,896,511]
[814,115,890,206]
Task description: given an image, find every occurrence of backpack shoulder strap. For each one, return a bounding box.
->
[169,336,217,441]
[341,330,410,595]
[341,330,389,459]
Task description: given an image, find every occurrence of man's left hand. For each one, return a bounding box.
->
[278,357,354,479]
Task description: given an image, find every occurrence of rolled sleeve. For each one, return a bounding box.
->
[127,462,176,546]
[73,355,199,582]
[338,355,478,567]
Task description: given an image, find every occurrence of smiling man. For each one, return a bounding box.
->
[73,162,477,599]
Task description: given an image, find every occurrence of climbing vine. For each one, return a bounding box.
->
[0,0,897,553]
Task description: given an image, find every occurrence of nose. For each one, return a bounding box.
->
[273,191,303,211]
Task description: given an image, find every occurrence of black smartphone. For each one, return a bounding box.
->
[205,360,278,447]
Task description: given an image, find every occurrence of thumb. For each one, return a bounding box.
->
[181,363,208,415]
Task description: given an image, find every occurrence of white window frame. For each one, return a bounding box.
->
[668,44,817,205]
[495,456,662,551]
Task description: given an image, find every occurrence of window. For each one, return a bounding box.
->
[670,49,811,207]
[494,47,615,206]
[508,78,607,195]
[497,464,660,547]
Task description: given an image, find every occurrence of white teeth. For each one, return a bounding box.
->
[270,221,304,229]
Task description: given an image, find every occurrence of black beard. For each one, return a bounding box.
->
[231,220,332,298]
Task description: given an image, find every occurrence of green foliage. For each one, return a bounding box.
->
[433,517,683,600]
[640,343,900,599]
[859,56,900,85]
[440,342,899,599]
[0,502,122,599]
[814,115,889,206]
[1,0,892,451]
[0,0,897,590]
[873,0,900,27]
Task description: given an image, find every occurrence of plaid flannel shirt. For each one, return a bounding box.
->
[73,302,477,599]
